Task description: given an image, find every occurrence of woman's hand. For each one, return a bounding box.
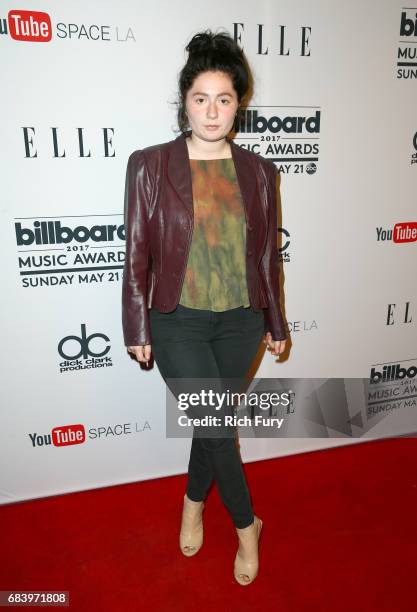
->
[127,345,152,366]
[263,332,286,358]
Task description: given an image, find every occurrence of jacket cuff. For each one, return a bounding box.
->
[263,307,287,341]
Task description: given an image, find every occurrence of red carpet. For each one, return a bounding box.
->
[1,437,416,611]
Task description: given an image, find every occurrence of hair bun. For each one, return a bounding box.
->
[186,32,213,55]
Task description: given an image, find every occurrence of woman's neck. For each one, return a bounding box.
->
[185,134,232,160]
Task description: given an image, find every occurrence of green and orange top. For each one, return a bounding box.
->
[178,157,250,311]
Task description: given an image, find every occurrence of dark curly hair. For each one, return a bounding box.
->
[174,29,253,134]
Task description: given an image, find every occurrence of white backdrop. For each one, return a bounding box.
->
[1,0,416,504]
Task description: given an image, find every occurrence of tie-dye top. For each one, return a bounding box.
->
[178,157,250,311]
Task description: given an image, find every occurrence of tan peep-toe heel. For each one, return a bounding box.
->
[234,515,263,585]
[179,493,204,557]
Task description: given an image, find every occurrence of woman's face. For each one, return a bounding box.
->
[184,70,239,142]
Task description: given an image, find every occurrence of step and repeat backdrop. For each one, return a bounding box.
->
[1,0,416,504]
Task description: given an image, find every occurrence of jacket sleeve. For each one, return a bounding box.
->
[121,150,152,347]
[259,162,287,341]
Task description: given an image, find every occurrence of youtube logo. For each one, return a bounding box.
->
[7,10,52,42]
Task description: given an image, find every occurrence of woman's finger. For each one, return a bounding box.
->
[138,347,147,362]
[127,345,152,364]
[143,345,152,361]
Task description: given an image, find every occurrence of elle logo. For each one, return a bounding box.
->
[8,10,52,42]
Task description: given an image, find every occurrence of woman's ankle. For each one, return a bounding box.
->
[185,492,204,503]
[235,516,255,530]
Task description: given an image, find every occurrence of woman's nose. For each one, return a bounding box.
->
[206,102,218,119]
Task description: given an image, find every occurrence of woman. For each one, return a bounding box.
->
[122,30,287,586]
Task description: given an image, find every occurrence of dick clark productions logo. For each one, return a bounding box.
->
[58,323,113,373]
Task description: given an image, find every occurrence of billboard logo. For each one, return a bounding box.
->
[400,11,417,37]
[370,363,417,384]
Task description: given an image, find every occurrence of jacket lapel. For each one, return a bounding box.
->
[167,130,258,223]
[229,137,258,222]
[167,131,194,217]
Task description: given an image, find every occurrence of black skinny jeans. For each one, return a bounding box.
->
[149,303,265,529]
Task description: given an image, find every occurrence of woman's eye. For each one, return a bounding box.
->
[220,99,230,104]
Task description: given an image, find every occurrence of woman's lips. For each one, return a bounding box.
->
[205,125,219,130]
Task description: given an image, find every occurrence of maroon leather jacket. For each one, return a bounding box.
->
[122,130,287,346]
